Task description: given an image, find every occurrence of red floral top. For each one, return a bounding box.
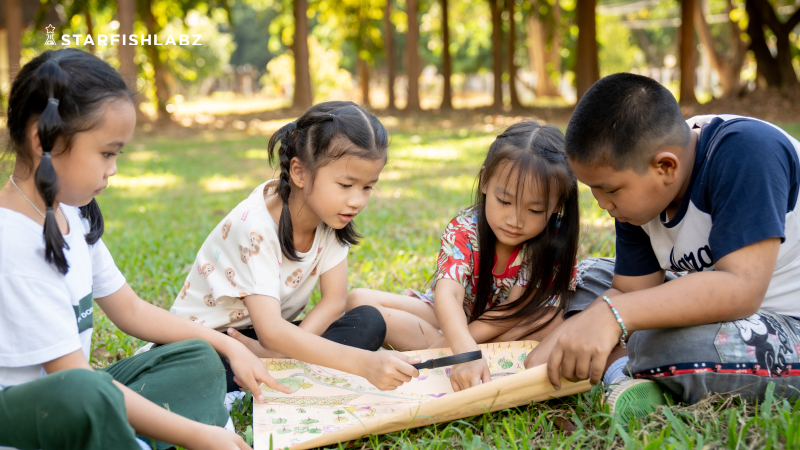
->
[432,208,577,316]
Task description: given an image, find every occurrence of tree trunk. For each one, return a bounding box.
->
[117,0,137,90]
[142,0,169,118]
[406,0,421,111]
[526,6,561,97]
[575,0,599,101]
[679,0,697,104]
[693,0,745,96]
[507,0,522,108]
[489,0,503,107]
[85,10,95,54]
[293,0,313,109]
[749,0,800,88]
[358,57,371,107]
[440,0,453,110]
[746,0,781,88]
[385,0,396,110]
[5,0,22,84]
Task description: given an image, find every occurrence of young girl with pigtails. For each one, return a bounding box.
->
[347,121,615,392]
[170,101,421,392]
[0,49,290,450]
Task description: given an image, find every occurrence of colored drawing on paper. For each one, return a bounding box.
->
[253,341,536,450]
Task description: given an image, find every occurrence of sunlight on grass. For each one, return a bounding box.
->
[200,174,249,193]
[109,173,180,190]
[125,150,161,162]
[242,148,269,160]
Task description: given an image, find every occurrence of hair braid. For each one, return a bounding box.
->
[267,101,389,261]
[34,58,70,274]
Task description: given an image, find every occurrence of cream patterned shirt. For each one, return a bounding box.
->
[170,180,349,330]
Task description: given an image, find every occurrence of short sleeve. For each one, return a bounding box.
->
[704,120,798,260]
[433,222,475,289]
[90,238,126,298]
[0,276,81,367]
[317,231,349,275]
[614,220,663,276]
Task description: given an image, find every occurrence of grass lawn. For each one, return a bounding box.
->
[14,118,800,448]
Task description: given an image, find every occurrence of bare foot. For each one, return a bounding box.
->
[227,328,286,358]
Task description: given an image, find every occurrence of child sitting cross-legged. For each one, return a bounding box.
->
[347,121,616,392]
[170,102,420,393]
[527,73,800,418]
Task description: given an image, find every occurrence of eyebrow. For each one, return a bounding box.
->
[107,141,126,149]
[343,175,380,184]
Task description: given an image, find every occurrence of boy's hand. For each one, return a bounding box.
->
[546,301,621,389]
[449,358,491,391]
[360,352,420,390]
[524,317,571,369]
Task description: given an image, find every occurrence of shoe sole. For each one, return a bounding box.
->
[606,379,669,421]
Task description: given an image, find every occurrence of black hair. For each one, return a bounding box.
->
[564,73,690,173]
[6,49,133,274]
[469,121,580,334]
[267,101,388,261]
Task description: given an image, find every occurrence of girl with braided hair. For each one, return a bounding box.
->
[170,101,421,392]
[0,49,291,450]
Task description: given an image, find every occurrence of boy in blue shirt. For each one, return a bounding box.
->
[527,73,800,417]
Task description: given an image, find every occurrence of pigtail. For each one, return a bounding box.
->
[268,121,302,261]
[80,198,105,244]
[267,102,388,261]
[6,49,131,275]
[34,59,70,274]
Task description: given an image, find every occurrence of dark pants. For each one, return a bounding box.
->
[0,339,228,450]
[221,305,386,392]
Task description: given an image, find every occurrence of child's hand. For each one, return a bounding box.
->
[524,316,571,369]
[360,352,420,390]
[449,358,491,391]
[547,301,622,389]
[192,425,252,450]
[223,333,292,401]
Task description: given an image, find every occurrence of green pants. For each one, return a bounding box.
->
[0,339,228,450]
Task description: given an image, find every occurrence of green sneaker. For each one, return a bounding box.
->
[605,378,670,421]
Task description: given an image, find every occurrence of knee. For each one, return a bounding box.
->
[178,339,224,374]
[346,288,374,311]
[46,370,125,428]
[347,305,387,349]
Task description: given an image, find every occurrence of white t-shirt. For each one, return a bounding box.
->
[0,206,126,389]
[170,180,349,330]
[615,115,800,315]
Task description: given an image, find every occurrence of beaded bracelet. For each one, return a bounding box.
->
[602,295,628,349]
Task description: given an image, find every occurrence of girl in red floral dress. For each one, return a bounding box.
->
[348,121,610,391]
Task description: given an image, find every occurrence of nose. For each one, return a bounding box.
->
[107,161,118,178]
[347,189,368,211]
[591,188,613,211]
[505,206,522,228]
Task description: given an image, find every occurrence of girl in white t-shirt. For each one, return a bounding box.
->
[170,101,420,391]
[0,49,290,450]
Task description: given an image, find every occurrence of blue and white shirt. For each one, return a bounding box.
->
[615,115,800,316]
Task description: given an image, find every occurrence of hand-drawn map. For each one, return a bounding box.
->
[254,341,540,450]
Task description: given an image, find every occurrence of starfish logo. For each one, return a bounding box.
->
[45,24,56,45]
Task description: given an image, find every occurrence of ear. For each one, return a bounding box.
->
[651,150,681,185]
[27,121,43,158]
[289,157,306,188]
[479,166,488,195]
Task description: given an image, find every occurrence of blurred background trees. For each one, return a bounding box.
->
[5,0,800,120]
